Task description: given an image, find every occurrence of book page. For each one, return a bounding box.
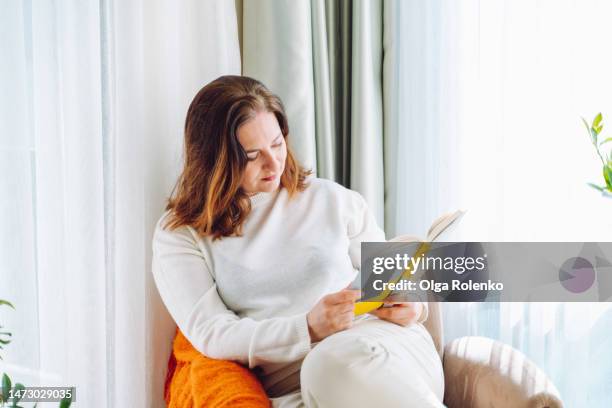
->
[425,210,465,242]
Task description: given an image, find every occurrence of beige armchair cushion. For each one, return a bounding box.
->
[420,303,563,407]
[443,336,563,408]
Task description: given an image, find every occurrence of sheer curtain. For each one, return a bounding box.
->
[0,1,240,406]
[385,0,612,405]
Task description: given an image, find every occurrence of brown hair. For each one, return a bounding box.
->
[165,75,311,239]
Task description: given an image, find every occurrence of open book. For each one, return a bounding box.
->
[353,210,466,315]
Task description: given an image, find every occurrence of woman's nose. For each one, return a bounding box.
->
[262,149,279,170]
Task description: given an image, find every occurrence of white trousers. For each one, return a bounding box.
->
[270,318,445,408]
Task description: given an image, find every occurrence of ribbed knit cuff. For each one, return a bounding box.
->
[293,312,313,357]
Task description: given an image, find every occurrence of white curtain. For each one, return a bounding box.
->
[385,0,612,405]
[385,0,612,241]
[0,1,240,406]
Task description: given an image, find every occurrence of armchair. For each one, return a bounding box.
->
[423,302,563,407]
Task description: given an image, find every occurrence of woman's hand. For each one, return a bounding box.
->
[368,301,423,327]
[307,289,360,343]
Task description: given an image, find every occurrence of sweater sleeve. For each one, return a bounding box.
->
[346,190,386,269]
[345,191,429,323]
[152,215,312,369]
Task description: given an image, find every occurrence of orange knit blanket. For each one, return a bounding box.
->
[164,329,271,407]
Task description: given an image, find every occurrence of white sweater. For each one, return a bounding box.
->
[152,177,427,396]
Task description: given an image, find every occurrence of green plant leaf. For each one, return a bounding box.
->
[593,112,603,128]
[2,374,11,404]
[59,394,72,408]
[581,117,590,131]
[590,127,598,145]
[604,164,612,189]
[11,383,25,407]
[581,117,594,142]
[599,137,612,146]
[0,301,14,310]
[587,182,604,191]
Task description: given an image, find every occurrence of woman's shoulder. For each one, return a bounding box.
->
[152,210,201,251]
[154,210,178,235]
[305,175,355,197]
[304,176,365,205]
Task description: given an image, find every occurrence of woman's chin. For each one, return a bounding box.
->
[257,178,280,192]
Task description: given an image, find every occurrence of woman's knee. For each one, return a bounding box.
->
[303,331,388,377]
[299,330,445,408]
[300,334,390,406]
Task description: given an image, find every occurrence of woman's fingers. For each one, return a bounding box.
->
[308,288,362,341]
[328,289,361,304]
[372,302,419,326]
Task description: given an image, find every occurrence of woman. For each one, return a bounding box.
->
[152,75,444,407]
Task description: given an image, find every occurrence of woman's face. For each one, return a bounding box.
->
[237,111,287,194]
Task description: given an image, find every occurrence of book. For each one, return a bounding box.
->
[353,209,466,315]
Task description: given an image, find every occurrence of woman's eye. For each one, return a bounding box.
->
[247,154,258,161]
[273,142,282,148]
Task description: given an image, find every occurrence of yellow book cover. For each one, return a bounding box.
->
[353,210,466,315]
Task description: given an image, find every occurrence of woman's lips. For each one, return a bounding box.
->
[262,175,276,181]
